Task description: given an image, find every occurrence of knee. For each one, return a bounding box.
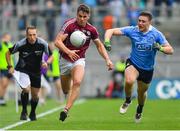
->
[73,80,81,88]
[22,88,30,93]
[137,90,147,98]
[125,77,135,86]
[31,92,39,100]
[137,88,148,94]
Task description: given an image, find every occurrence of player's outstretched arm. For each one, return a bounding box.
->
[94,39,114,71]
[104,28,123,51]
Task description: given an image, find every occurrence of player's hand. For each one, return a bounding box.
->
[67,50,80,61]
[153,42,164,52]
[7,66,14,74]
[104,39,111,51]
[106,59,114,71]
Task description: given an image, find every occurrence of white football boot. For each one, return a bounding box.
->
[119,102,131,114]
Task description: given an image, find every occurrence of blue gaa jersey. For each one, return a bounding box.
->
[120,25,168,70]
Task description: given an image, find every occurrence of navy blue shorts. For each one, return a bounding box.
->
[0,69,12,79]
[126,59,154,84]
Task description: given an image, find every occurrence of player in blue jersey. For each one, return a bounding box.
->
[104,11,174,123]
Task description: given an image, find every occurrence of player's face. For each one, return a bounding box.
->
[138,16,151,32]
[76,11,90,27]
[26,29,37,44]
[3,34,11,42]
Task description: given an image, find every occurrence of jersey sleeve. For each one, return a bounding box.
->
[120,26,133,36]
[44,43,49,55]
[9,38,26,54]
[37,37,50,55]
[59,20,71,34]
[91,27,99,40]
[156,31,168,45]
[42,40,50,55]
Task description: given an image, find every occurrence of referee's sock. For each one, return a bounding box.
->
[21,92,29,113]
[30,98,39,113]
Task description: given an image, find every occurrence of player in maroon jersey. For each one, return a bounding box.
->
[54,4,114,121]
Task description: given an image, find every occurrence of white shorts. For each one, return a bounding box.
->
[60,57,85,75]
[13,70,30,88]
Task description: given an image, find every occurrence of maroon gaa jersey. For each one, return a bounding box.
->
[59,18,99,62]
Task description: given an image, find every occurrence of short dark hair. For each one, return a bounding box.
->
[139,11,153,21]
[26,26,36,34]
[77,4,90,14]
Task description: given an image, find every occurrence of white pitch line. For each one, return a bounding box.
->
[1,99,86,130]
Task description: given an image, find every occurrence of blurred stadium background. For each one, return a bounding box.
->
[0,0,180,102]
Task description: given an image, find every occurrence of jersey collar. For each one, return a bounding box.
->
[137,25,153,35]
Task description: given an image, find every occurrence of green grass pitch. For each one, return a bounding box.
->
[0,98,180,130]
